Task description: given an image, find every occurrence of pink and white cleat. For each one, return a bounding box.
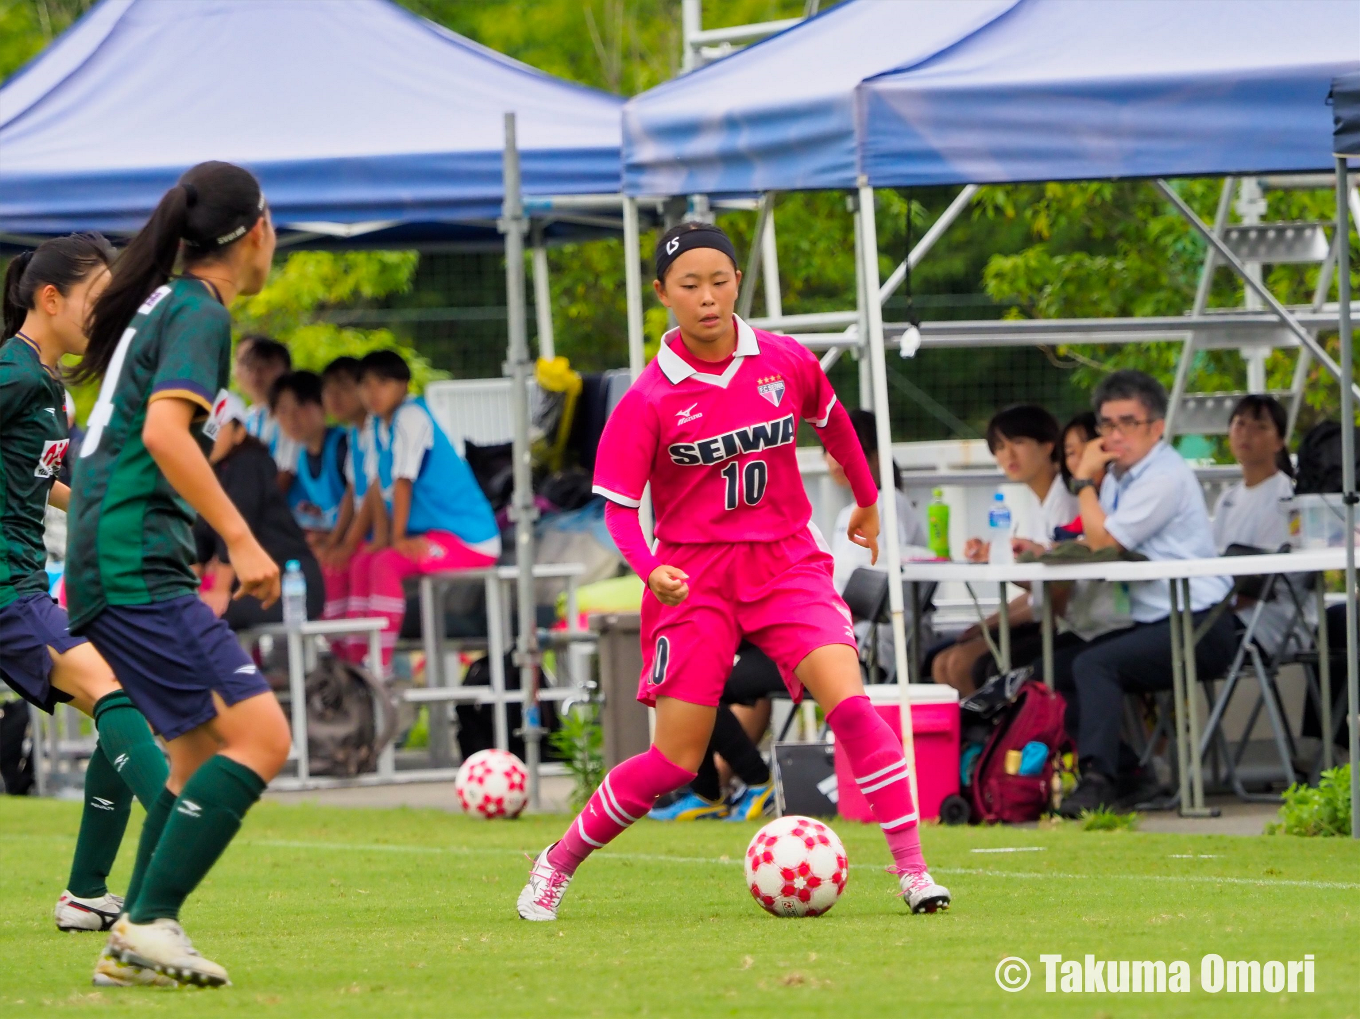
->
[516,845,574,921]
[896,868,951,914]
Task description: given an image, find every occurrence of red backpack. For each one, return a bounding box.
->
[965,676,1072,824]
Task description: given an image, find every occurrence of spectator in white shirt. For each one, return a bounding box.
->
[932,405,1075,695]
[1211,394,1300,655]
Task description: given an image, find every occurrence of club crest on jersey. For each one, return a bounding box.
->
[34,439,69,478]
[756,374,785,407]
[668,414,795,466]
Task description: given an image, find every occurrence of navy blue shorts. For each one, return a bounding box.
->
[81,595,272,741]
[0,593,87,713]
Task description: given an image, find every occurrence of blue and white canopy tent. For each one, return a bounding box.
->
[0,0,624,248]
[622,0,1360,814]
[1,0,632,802]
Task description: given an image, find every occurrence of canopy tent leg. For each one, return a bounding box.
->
[530,224,555,361]
[856,179,920,812]
[1335,157,1359,839]
[1166,177,1234,437]
[1156,179,1360,403]
[501,113,543,810]
[623,196,646,380]
[737,193,774,321]
[761,198,783,321]
[852,194,874,410]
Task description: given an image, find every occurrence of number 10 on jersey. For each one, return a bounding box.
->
[721,459,768,510]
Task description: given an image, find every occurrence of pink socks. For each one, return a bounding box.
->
[825,695,927,875]
[548,746,696,875]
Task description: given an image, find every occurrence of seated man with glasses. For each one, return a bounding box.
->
[1057,370,1235,816]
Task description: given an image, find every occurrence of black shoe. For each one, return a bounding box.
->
[1058,771,1116,819]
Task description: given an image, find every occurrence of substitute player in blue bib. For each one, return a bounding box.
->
[67,162,289,989]
[1,236,171,965]
[271,370,349,534]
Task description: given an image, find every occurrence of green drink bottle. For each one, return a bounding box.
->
[927,488,950,559]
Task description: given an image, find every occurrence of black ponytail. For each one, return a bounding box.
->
[3,233,116,341]
[77,160,264,384]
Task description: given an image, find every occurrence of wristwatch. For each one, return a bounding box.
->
[1071,478,1097,495]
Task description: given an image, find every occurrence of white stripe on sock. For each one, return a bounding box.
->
[596,784,630,827]
[575,815,605,848]
[856,760,908,785]
[860,767,910,795]
[880,810,919,830]
[600,777,640,825]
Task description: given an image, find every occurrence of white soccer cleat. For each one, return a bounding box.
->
[107,915,230,987]
[898,869,951,914]
[92,943,178,987]
[516,844,574,922]
[55,890,123,932]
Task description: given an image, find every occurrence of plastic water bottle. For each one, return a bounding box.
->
[282,559,307,630]
[927,488,951,559]
[987,492,1013,565]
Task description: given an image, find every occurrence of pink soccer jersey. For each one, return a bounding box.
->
[593,316,838,545]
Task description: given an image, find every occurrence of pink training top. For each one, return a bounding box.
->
[594,316,876,546]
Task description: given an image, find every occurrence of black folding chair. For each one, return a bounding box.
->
[840,567,937,685]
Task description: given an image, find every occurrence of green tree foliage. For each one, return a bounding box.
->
[232,251,445,392]
[0,0,96,80]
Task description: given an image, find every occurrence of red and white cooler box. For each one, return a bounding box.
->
[833,684,960,823]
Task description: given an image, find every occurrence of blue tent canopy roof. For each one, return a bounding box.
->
[0,0,624,239]
[1335,71,1360,158]
[622,0,1018,196]
[856,0,1360,187]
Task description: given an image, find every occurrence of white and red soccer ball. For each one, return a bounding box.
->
[454,749,528,819]
[744,815,848,917]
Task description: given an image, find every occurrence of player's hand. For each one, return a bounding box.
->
[648,565,690,607]
[395,536,429,561]
[846,503,880,565]
[199,583,231,619]
[964,538,989,563]
[227,534,281,608]
[1012,537,1045,559]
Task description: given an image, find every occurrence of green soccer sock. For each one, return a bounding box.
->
[66,743,132,899]
[92,691,169,810]
[128,756,266,924]
[123,785,175,916]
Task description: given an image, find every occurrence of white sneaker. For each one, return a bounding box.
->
[108,915,230,987]
[92,943,178,987]
[54,890,123,932]
[898,869,951,914]
[516,845,574,921]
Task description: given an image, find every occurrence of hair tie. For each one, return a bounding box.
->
[183,183,198,208]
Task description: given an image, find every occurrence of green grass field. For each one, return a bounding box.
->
[1,798,1357,1018]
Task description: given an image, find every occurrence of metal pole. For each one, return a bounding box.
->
[1287,232,1340,440]
[1167,177,1234,437]
[761,200,783,321]
[680,0,701,73]
[501,113,543,809]
[737,193,773,321]
[531,225,555,361]
[1157,178,1360,402]
[857,179,919,812]
[851,194,873,410]
[623,196,646,381]
[1335,157,1359,838]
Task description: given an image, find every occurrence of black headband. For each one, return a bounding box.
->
[654,224,738,282]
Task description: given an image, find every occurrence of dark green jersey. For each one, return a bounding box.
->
[0,335,68,609]
[66,278,232,631]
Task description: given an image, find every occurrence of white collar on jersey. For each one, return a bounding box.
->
[655,314,761,389]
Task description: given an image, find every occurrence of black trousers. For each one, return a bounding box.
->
[1062,611,1238,779]
[223,556,325,631]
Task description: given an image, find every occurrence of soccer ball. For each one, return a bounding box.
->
[455,749,528,819]
[744,815,848,917]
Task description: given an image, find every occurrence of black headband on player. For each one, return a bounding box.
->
[654,223,739,282]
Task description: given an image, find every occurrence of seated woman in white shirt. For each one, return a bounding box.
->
[1211,395,1298,654]
[930,405,1077,695]
[825,409,930,681]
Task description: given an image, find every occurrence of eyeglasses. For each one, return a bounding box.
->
[1096,416,1156,436]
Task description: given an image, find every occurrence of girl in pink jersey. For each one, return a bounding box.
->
[517,223,950,920]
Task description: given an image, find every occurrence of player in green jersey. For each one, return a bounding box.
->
[1,236,173,978]
[68,162,289,989]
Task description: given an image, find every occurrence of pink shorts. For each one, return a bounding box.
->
[638,527,856,708]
